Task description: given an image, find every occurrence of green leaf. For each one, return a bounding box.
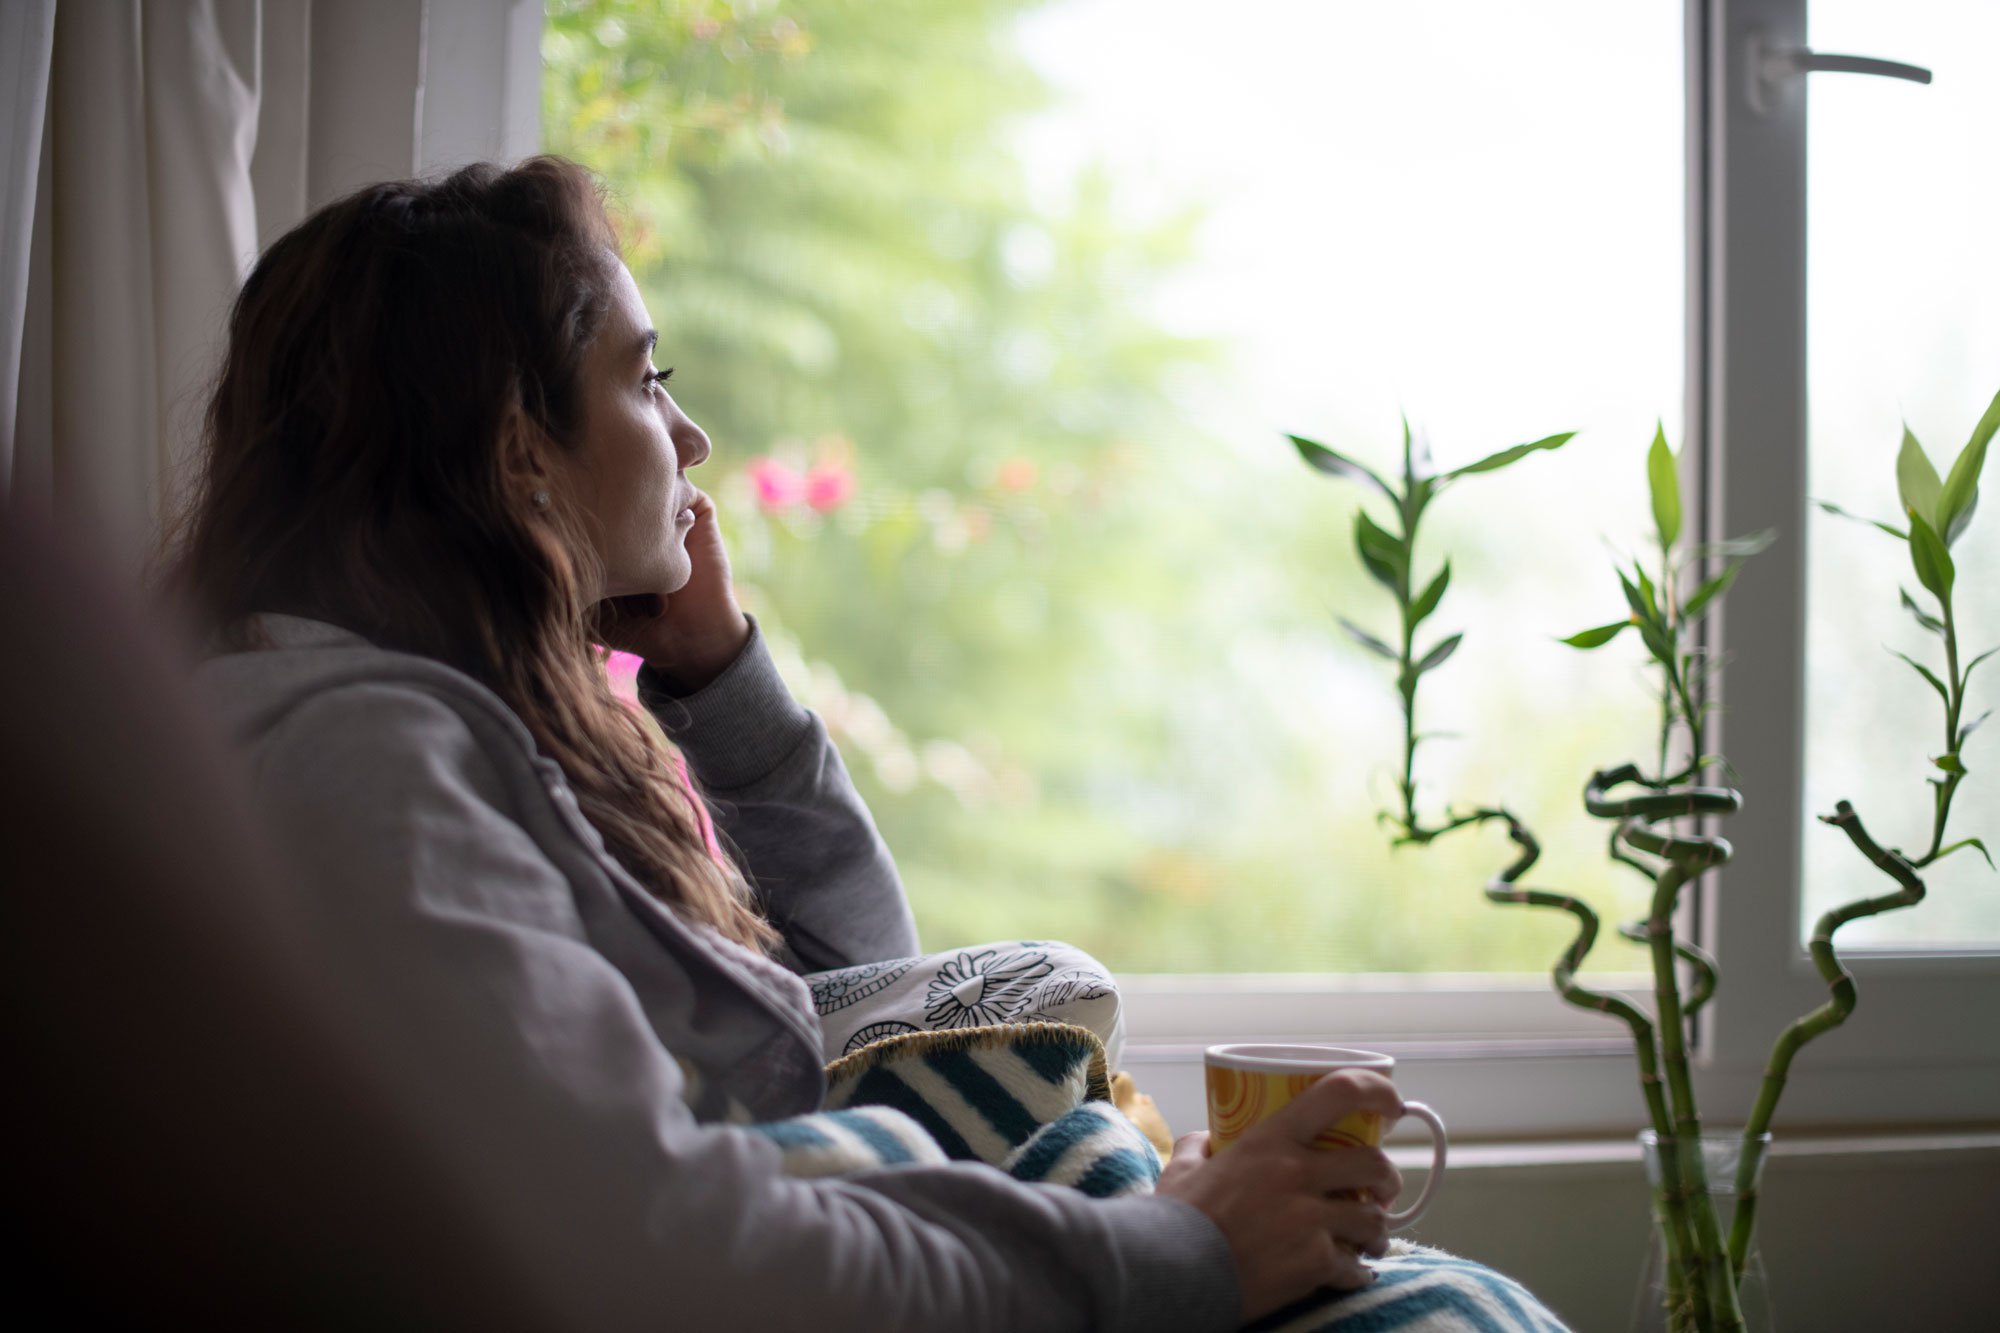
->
[1402,475,1437,533]
[1647,423,1681,551]
[1638,618,1676,668]
[1410,562,1451,627]
[1935,837,1996,872]
[1693,529,1777,559]
[1635,564,1660,618]
[1338,617,1398,660]
[1415,632,1463,674]
[1617,567,1658,626]
[1813,499,1907,540]
[1401,416,1437,484]
[1890,649,1951,705]
[1352,510,1406,593]
[1907,510,1956,601]
[1444,431,1576,479]
[1945,485,1979,549]
[1899,588,1946,636]
[1937,386,2000,543]
[1932,752,1966,776]
[1965,647,1997,691]
[1562,620,1633,649]
[1896,426,1945,530]
[1291,435,1394,499]
[1682,560,1743,621]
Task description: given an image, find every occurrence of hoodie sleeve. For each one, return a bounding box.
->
[637,619,921,972]
[243,681,1240,1333]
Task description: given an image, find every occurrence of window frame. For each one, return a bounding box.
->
[465,0,2000,1140]
[1121,0,2000,1141]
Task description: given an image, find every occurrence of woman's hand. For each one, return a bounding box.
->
[1155,1070,1406,1325]
[594,489,751,692]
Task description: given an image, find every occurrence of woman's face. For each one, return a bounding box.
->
[555,259,710,600]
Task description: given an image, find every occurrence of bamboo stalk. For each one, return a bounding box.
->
[1478,809,1706,1328]
[1727,801,1926,1281]
[1591,768,1746,1331]
[1730,568,1975,1282]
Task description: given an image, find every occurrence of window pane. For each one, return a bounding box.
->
[545,0,1682,972]
[1801,0,2000,949]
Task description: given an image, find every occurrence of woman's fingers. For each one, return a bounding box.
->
[1159,1089,1404,1323]
[1158,1132,1210,1189]
[1318,1196,1391,1264]
[1302,1144,1403,1208]
[1314,1233,1379,1293]
[1259,1070,1405,1148]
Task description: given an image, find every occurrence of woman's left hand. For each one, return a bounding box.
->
[595,489,751,692]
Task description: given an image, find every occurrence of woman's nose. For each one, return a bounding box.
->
[673,414,712,469]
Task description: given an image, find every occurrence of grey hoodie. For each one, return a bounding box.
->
[196,614,1239,1332]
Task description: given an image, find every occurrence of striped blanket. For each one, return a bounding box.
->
[747,1021,1570,1332]
[1246,1247,1572,1333]
[750,1022,1160,1197]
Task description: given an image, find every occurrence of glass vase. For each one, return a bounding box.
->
[1630,1130,1775,1333]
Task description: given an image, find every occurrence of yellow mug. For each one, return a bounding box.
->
[1205,1043,1447,1230]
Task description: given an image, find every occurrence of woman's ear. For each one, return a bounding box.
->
[498,407,555,501]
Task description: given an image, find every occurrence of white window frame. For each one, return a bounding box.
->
[1121,0,2000,1141]
[446,0,2000,1141]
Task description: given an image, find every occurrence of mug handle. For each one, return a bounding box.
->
[1384,1101,1447,1231]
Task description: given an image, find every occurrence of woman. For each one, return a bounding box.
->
[172,157,1402,1331]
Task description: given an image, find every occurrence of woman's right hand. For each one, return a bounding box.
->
[1155,1070,1407,1325]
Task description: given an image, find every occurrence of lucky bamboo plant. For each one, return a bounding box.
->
[1288,419,1573,846]
[1292,398,1995,1333]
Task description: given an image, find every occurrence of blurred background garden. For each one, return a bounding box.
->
[545,0,1997,972]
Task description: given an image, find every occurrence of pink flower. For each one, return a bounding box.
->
[747,456,805,511]
[804,462,856,512]
[995,457,1038,492]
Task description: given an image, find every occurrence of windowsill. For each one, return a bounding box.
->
[1383,1128,2000,1173]
[1123,1036,2000,1142]
[1123,1036,1636,1061]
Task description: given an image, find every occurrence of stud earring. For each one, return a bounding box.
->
[532,489,551,510]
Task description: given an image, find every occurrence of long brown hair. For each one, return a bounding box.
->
[169,156,778,953]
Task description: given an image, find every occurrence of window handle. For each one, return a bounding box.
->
[1746,29,1933,114]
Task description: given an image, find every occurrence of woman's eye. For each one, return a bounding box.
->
[645,366,675,391]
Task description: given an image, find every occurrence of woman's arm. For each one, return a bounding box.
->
[637,619,921,972]
[603,491,919,972]
[246,682,1235,1333]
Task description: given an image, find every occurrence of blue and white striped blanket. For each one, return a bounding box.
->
[1245,1247,1571,1333]
[750,1021,1159,1197]
[746,1021,1569,1332]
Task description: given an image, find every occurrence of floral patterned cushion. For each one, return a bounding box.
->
[806,940,1123,1065]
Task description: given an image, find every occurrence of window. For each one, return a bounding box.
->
[1697,0,1999,1133]
[544,0,1682,981]
[539,0,2000,1137]
[1798,0,2000,949]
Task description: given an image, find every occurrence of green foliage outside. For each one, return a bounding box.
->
[543,0,1657,973]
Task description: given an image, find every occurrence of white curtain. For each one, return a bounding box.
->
[1,0,434,573]
[0,0,56,520]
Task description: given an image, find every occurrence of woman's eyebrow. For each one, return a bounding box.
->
[637,329,658,360]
